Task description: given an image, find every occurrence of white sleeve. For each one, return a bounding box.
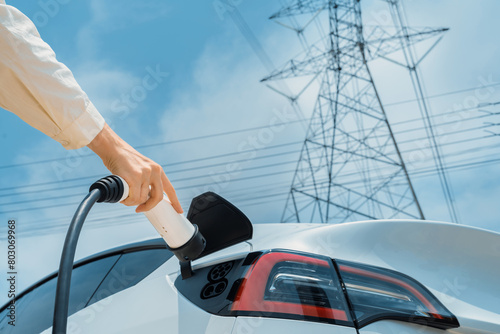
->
[0,3,105,149]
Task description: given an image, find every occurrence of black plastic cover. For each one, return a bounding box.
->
[187,192,253,259]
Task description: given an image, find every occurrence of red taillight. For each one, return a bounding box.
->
[172,249,461,330]
[231,251,354,326]
[337,260,460,329]
[339,264,442,318]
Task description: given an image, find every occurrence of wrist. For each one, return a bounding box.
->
[87,123,121,159]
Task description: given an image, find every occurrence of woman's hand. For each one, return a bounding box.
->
[87,124,182,213]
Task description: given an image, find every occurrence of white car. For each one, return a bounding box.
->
[1,192,499,333]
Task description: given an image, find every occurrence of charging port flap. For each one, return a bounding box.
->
[187,192,253,259]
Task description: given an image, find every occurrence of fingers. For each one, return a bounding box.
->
[121,174,141,207]
[136,168,163,213]
[162,172,183,213]
[135,182,150,212]
[97,138,182,213]
[121,168,150,207]
[120,164,181,214]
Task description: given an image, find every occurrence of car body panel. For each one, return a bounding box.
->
[244,220,500,331]
[37,220,500,333]
[232,317,356,334]
[360,320,449,334]
[42,271,236,334]
[360,319,500,334]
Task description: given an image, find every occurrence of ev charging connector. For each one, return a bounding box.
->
[112,176,206,263]
[52,175,205,334]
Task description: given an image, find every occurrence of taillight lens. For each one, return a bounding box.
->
[231,251,354,327]
[175,249,459,330]
[337,260,460,329]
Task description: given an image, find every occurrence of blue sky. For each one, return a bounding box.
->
[1,0,500,301]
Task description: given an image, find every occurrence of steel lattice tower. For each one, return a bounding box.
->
[262,0,450,223]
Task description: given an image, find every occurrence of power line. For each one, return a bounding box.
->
[0,118,307,170]
[8,153,499,237]
[3,138,498,214]
[384,82,500,107]
[0,141,302,192]
[2,6,497,173]
[1,121,497,208]
[1,97,497,183]
[2,100,497,197]
[0,148,301,198]
[9,142,500,229]
[262,0,492,223]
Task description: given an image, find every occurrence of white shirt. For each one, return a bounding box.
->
[0,0,104,149]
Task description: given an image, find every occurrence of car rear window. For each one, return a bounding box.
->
[0,248,172,333]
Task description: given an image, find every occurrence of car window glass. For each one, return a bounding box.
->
[0,255,119,334]
[87,249,172,306]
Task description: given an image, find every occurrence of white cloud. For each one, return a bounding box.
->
[156,26,311,222]
[76,0,170,58]
[73,61,141,120]
[88,0,170,28]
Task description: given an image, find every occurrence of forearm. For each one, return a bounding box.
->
[1,2,182,213]
[0,3,104,149]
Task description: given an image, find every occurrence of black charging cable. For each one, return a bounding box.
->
[52,175,125,334]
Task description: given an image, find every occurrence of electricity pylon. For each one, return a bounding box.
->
[262,0,450,223]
